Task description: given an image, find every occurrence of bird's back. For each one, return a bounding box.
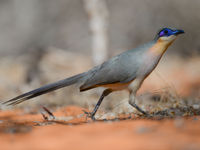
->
[80,41,155,91]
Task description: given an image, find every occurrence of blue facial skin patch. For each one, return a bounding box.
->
[159,28,174,37]
[158,28,185,37]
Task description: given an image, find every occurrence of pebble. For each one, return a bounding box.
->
[192,104,200,110]
[174,117,184,128]
[135,126,153,134]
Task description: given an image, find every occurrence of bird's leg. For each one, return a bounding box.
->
[84,89,112,120]
[128,91,148,115]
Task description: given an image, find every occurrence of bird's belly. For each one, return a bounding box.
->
[102,80,133,91]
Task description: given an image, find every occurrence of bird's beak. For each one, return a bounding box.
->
[173,29,185,35]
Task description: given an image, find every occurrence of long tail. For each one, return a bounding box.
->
[3,73,85,106]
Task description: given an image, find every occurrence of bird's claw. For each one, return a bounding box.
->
[140,111,152,117]
[131,103,152,117]
[140,110,149,116]
[82,110,96,121]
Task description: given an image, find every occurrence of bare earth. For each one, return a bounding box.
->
[0,106,200,150]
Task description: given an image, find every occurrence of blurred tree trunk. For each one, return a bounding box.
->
[84,0,109,65]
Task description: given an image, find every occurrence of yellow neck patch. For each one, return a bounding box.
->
[150,35,176,55]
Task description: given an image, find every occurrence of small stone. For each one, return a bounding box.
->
[135,126,152,134]
[193,117,198,121]
[192,104,200,110]
[174,118,184,128]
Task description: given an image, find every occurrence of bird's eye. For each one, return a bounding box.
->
[164,30,168,34]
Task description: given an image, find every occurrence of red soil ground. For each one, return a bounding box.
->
[0,106,200,150]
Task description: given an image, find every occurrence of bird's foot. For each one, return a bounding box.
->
[132,103,151,117]
[82,110,96,121]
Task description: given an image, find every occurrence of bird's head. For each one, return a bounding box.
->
[155,28,184,44]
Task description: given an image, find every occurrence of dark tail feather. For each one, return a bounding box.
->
[3,73,85,106]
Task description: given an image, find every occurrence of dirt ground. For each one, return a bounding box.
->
[0,106,200,150]
[0,51,199,150]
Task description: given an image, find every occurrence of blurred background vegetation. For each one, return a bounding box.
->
[0,0,199,56]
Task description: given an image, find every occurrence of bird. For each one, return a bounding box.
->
[3,27,184,120]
